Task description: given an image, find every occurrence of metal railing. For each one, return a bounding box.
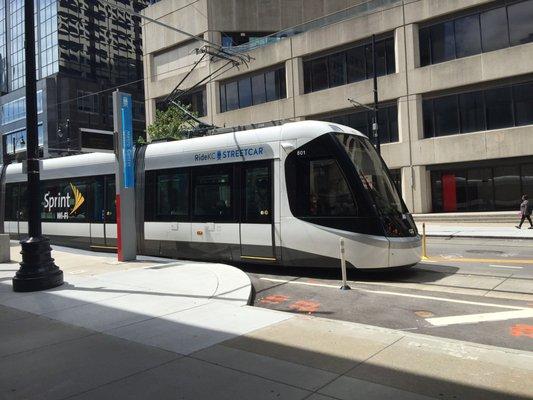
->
[229,0,403,53]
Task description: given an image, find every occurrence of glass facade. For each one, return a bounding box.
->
[322,104,399,144]
[423,80,533,138]
[303,36,395,93]
[219,66,286,113]
[9,0,25,91]
[0,0,7,93]
[1,90,43,125]
[38,0,58,78]
[57,0,144,84]
[420,0,533,66]
[431,160,533,212]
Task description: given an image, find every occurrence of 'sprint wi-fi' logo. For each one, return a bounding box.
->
[69,183,85,215]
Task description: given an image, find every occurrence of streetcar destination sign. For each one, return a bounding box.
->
[194,146,265,162]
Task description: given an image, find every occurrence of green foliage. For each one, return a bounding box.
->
[146,103,197,142]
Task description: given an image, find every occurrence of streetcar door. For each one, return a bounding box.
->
[240,161,276,261]
[103,176,117,248]
[90,176,116,250]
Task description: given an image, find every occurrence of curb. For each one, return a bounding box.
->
[426,234,533,240]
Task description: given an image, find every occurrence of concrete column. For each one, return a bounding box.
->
[404,23,420,71]
[285,56,297,120]
[409,93,424,141]
[403,165,431,214]
[291,56,305,97]
[397,96,409,143]
[394,25,406,74]
[145,98,156,129]
[206,80,218,126]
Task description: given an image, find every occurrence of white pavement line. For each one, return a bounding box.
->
[488,265,523,270]
[259,277,527,310]
[426,309,533,327]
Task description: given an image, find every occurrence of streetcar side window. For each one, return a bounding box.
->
[5,184,19,220]
[192,164,234,221]
[155,170,189,221]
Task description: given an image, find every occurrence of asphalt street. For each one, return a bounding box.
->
[241,237,533,352]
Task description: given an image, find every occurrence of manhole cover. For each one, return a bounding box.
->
[466,250,504,255]
[414,310,434,318]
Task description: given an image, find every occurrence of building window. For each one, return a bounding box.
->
[321,103,399,144]
[303,35,395,93]
[419,0,533,66]
[219,66,286,113]
[1,91,43,125]
[3,124,44,154]
[423,80,533,138]
[221,32,276,48]
[431,160,533,212]
[77,91,99,113]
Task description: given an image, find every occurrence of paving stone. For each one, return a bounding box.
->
[107,303,291,355]
[319,375,434,400]
[43,292,209,332]
[0,304,33,322]
[193,343,337,391]
[223,316,403,374]
[68,356,311,400]
[0,333,179,400]
[346,335,533,400]
[0,313,92,357]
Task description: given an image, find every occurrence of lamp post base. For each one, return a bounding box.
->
[12,236,63,292]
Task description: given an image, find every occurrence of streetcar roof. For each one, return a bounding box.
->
[143,120,364,169]
[145,120,363,157]
[5,152,115,183]
[4,121,365,182]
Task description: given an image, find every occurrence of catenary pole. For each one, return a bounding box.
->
[12,0,63,292]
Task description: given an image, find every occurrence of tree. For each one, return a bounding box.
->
[146,103,197,142]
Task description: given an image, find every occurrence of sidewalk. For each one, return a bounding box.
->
[416,222,533,239]
[1,243,532,400]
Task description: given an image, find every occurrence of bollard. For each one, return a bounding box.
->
[339,238,351,290]
[421,222,429,260]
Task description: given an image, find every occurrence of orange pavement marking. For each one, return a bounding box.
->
[510,324,533,338]
[259,294,289,305]
[289,300,320,313]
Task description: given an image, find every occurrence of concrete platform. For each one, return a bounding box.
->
[416,222,533,239]
[1,244,532,399]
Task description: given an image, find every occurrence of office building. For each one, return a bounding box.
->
[141,0,533,214]
[0,0,147,163]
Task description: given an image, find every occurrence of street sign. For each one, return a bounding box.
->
[120,93,134,188]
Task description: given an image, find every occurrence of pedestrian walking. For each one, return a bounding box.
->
[516,195,533,229]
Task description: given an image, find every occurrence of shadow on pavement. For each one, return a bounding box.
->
[0,278,528,400]
[235,262,461,285]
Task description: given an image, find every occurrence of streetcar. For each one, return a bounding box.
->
[1,121,421,269]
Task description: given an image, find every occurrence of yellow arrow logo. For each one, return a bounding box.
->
[69,183,85,215]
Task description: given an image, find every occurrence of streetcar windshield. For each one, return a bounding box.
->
[336,133,405,215]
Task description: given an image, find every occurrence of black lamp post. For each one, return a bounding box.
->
[12,0,63,292]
